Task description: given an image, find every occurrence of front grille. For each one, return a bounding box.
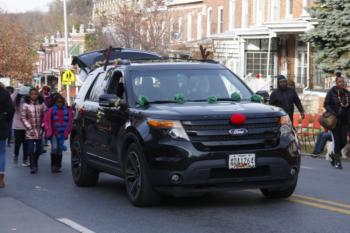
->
[182,117,280,151]
[209,166,270,179]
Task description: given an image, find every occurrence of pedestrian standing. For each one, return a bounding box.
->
[6,86,15,147]
[0,83,15,187]
[44,94,72,173]
[269,75,305,123]
[11,86,30,166]
[20,88,47,174]
[324,73,350,169]
[41,86,52,108]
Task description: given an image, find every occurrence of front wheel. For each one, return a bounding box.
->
[124,143,160,206]
[71,135,99,187]
[260,179,297,199]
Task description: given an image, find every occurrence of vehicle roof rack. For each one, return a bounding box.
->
[89,57,220,72]
[128,57,220,64]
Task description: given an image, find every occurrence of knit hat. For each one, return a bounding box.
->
[18,86,30,95]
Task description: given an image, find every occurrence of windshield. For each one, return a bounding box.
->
[130,69,252,103]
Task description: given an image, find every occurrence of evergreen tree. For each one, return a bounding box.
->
[304,0,350,74]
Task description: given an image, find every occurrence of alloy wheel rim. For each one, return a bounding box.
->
[125,151,141,200]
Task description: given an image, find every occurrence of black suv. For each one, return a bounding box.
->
[70,59,301,206]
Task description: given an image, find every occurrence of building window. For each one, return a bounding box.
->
[254,0,264,25]
[197,13,202,40]
[217,7,224,33]
[170,17,174,40]
[229,0,236,29]
[207,7,212,36]
[187,14,192,41]
[270,0,280,21]
[242,0,248,28]
[286,0,293,18]
[245,39,277,78]
[178,17,182,39]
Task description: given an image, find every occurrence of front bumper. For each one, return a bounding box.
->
[144,136,300,194]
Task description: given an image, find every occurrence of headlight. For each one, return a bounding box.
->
[279,115,292,136]
[147,119,190,141]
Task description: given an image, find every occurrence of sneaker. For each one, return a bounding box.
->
[312,153,321,158]
[22,160,30,167]
[335,162,343,170]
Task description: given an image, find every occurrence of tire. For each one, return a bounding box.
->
[260,179,297,199]
[124,143,160,206]
[71,135,99,187]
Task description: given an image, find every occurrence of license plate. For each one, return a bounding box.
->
[228,154,256,169]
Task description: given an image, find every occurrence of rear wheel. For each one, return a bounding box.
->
[71,135,99,187]
[260,179,297,199]
[124,143,160,206]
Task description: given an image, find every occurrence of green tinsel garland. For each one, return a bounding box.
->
[174,93,186,104]
[208,96,218,104]
[231,92,241,102]
[138,95,150,106]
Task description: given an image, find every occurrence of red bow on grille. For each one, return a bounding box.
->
[231,114,246,125]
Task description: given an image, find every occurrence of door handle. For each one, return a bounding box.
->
[97,111,105,118]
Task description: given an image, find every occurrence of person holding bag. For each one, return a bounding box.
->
[324,73,350,169]
[44,94,73,173]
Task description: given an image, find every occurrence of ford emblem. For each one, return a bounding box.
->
[228,128,249,136]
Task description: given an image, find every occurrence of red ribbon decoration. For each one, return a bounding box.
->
[231,114,246,125]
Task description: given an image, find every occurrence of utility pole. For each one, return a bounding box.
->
[63,0,70,105]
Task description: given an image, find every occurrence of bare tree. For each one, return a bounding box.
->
[0,12,34,83]
[112,0,171,52]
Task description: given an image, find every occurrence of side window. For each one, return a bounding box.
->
[107,70,125,98]
[88,72,109,102]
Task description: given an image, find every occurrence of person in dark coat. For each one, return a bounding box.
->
[269,75,305,122]
[324,74,350,169]
[6,86,15,146]
[0,83,15,187]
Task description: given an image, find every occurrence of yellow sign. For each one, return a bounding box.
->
[62,69,76,85]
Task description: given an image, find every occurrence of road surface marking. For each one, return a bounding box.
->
[300,166,313,169]
[246,190,350,215]
[57,218,96,233]
[293,194,350,209]
[289,197,350,216]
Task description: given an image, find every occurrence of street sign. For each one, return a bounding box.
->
[62,69,76,85]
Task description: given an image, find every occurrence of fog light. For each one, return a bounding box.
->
[170,173,182,184]
[290,168,297,176]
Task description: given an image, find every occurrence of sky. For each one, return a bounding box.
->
[0,0,53,13]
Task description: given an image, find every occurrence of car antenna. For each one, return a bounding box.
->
[103,46,113,71]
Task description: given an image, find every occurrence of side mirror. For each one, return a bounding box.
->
[99,94,118,108]
[256,90,269,103]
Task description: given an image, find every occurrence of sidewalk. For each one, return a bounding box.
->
[0,197,78,233]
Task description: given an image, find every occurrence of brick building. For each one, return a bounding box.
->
[167,0,318,92]
[34,25,88,93]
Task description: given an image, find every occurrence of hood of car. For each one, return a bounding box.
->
[140,102,284,120]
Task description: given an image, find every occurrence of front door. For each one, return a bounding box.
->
[95,70,128,166]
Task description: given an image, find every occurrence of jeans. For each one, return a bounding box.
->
[7,120,13,145]
[27,139,42,157]
[314,131,332,154]
[14,130,28,162]
[51,136,63,154]
[0,140,6,173]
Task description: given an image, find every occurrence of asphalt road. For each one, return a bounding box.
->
[1,146,350,233]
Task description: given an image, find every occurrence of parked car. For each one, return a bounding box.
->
[70,59,301,206]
